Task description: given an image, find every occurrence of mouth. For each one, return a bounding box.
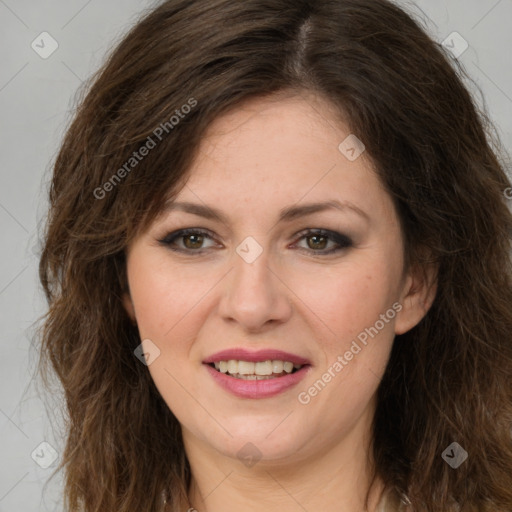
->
[207,359,305,380]
[202,350,312,399]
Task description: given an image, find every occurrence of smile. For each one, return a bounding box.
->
[209,359,303,380]
[204,361,311,399]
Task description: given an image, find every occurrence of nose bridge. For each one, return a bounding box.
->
[218,235,291,329]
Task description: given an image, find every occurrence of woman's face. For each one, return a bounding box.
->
[123,93,432,466]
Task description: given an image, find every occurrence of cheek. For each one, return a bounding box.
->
[298,269,397,437]
[127,252,214,340]
[126,253,209,417]
[290,259,399,346]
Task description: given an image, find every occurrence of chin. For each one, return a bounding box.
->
[201,420,310,464]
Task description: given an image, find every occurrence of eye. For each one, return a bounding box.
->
[293,228,353,255]
[158,227,352,256]
[157,228,218,252]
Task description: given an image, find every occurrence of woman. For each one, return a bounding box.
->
[37,0,512,511]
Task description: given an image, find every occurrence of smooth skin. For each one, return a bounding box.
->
[123,92,437,512]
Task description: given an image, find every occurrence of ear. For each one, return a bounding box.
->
[394,260,438,335]
[122,292,137,325]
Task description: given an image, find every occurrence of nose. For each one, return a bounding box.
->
[217,244,293,332]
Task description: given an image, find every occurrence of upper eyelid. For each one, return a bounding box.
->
[158,227,351,249]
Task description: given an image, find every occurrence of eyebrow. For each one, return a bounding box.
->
[161,199,370,224]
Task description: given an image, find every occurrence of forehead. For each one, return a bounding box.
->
[157,93,399,233]
[197,92,348,164]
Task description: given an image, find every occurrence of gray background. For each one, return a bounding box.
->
[1,1,511,510]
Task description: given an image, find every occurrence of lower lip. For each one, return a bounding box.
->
[204,364,311,399]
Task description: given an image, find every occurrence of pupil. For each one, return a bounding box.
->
[308,235,327,250]
[185,234,203,249]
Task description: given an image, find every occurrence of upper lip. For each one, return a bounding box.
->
[203,348,311,366]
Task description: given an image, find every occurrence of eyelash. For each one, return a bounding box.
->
[157,228,353,256]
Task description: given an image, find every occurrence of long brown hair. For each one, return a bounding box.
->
[36,0,512,510]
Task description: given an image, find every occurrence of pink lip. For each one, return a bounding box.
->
[203,348,311,366]
[203,363,311,399]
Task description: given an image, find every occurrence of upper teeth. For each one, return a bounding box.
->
[214,360,302,375]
